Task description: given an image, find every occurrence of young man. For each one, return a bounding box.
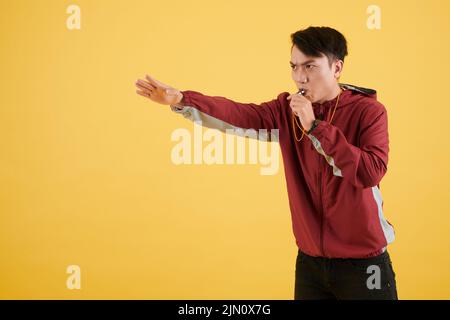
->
[135,26,398,300]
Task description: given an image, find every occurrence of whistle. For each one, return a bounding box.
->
[297,89,306,96]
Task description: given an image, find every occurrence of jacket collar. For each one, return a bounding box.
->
[311,83,378,109]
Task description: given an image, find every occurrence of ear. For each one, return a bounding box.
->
[334,60,344,79]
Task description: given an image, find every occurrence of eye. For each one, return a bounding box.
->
[290,65,296,70]
[306,64,314,69]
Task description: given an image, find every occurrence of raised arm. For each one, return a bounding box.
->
[135,74,284,141]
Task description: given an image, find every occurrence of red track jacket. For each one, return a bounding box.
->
[170,83,395,258]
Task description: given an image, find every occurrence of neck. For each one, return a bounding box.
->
[315,83,342,104]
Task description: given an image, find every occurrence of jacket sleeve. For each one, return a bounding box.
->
[170,90,286,141]
[307,102,389,189]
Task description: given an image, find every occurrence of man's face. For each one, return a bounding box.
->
[290,45,342,103]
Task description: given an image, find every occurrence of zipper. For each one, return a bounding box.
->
[316,105,325,257]
[318,153,325,257]
[317,105,327,258]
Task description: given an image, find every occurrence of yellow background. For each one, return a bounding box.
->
[1,0,449,299]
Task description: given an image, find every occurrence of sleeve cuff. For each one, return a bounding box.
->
[170,91,191,110]
[307,119,328,139]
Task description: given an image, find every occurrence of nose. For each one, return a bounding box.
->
[292,68,308,84]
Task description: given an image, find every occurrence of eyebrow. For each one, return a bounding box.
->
[290,59,316,66]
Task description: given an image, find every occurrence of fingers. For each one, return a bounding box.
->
[146,74,162,87]
[290,106,298,116]
[287,93,301,101]
[135,83,153,95]
[136,89,151,98]
[135,74,174,100]
[287,92,310,102]
[136,79,155,91]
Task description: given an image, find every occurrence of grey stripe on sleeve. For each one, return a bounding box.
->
[170,105,278,142]
[308,133,343,177]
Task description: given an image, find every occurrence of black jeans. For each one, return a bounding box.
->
[294,250,398,300]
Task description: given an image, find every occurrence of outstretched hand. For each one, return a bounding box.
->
[135,75,183,106]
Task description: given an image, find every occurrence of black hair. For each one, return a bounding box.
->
[290,26,348,67]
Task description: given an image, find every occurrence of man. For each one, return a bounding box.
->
[135,26,398,300]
